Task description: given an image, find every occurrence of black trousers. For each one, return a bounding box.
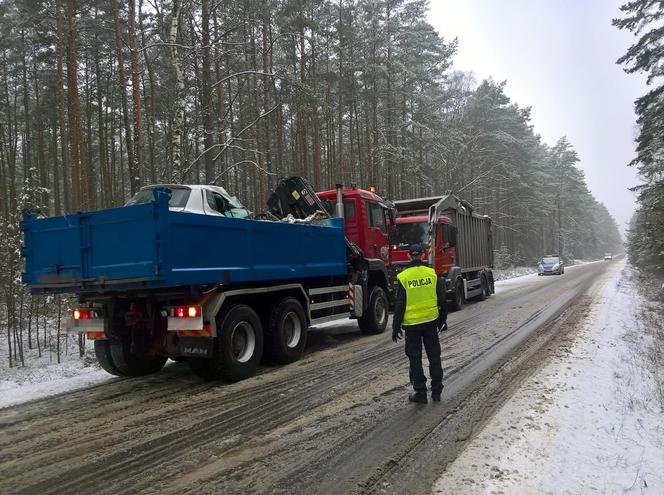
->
[404,321,443,395]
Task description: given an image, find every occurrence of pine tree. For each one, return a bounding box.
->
[614,0,664,273]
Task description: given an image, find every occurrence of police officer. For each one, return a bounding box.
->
[392,243,448,403]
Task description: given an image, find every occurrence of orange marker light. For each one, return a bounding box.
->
[187,306,200,318]
[369,185,377,193]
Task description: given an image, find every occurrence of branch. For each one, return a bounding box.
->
[209,159,277,186]
[210,70,285,89]
[179,105,280,179]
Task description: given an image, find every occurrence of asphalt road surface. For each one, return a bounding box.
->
[0,260,617,495]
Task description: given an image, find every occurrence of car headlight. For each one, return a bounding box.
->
[552,264,559,270]
[538,264,543,271]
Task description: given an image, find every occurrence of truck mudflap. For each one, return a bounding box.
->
[349,283,363,318]
[177,337,214,358]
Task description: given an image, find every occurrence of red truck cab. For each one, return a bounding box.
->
[392,215,456,275]
[317,187,393,265]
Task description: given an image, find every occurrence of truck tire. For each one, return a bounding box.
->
[94,339,124,376]
[475,275,488,301]
[450,279,464,311]
[190,304,264,382]
[265,297,307,364]
[110,338,168,377]
[358,286,389,335]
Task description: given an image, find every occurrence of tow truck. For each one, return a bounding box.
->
[21,178,395,381]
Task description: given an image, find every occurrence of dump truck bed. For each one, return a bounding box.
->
[22,189,347,294]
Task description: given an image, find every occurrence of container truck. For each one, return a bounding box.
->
[21,178,394,381]
[393,194,495,310]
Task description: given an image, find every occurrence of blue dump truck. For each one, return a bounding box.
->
[22,179,393,381]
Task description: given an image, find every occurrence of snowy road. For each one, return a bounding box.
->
[0,260,617,494]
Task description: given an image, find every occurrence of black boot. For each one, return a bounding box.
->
[431,393,441,402]
[409,392,428,404]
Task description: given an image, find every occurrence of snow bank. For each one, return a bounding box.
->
[433,261,664,494]
[493,266,537,281]
[0,339,111,409]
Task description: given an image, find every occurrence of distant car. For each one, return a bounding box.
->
[604,253,613,260]
[125,184,251,218]
[538,255,564,275]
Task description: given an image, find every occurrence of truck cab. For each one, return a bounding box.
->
[316,187,393,265]
[392,215,456,276]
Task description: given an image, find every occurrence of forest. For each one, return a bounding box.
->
[614,0,664,276]
[0,0,623,366]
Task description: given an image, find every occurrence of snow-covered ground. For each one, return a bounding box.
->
[0,337,111,409]
[433,261,664,494]
[493,266,538,281]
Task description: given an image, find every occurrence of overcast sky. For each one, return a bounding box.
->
[427,0,648,233]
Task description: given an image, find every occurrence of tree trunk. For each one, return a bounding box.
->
[169,0,186,182]
[33,57,48,211]
[337,0,345,185]
[261,5,272,192]
[65,0,89,211]
[139,0,157,183]
[94,24,110,208]
[129,0,143,188]
[112,0,137,196]
[55,0,69,212]
[201,0,214,183]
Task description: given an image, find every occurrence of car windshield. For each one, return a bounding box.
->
[228,196,250,218]
[125,188,191,208]
[541,257,560,263]
[395,221,428,249]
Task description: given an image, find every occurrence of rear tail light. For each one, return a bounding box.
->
[73,309,95,320]
[173,306,201,318]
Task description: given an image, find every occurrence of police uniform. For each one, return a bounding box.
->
[392,246,447,403]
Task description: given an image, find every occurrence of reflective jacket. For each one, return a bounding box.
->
[393,259,447,332]
[396,264,440,326]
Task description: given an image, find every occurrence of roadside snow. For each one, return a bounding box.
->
[433,261,664,494]
[493,266,538,281]
[0,340,111,409]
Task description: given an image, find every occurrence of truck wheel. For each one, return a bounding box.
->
[265,297,307,364]
[190,304,264,382]
[476,275,488,301]
[358,286,389,335]
[94,339,124,376]
[450,279,464,311]
[110,338,167,377]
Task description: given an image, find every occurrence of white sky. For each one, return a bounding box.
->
[427,0,648,233]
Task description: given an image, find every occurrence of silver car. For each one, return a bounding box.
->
[538,255,564,275]
[125,184,251,218]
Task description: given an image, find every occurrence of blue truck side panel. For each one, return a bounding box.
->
[22,191,347,294]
